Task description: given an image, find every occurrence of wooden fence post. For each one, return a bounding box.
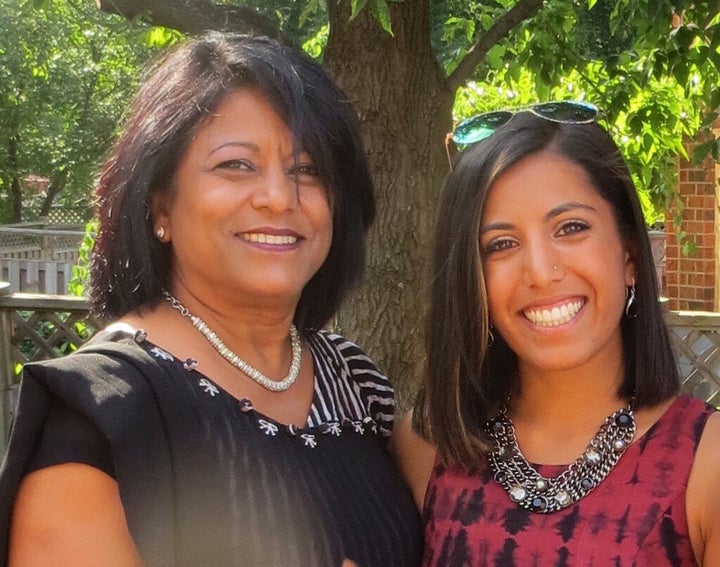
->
[0,281,12,456]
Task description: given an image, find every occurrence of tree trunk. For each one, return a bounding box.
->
[39,169,69,218]
[8,134,22,223]
[325,1,453,408]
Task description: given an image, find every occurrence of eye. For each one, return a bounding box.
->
[291,163,320,177]
[215,159,252,171]
[483,236,518,254]
[557,220,590,236]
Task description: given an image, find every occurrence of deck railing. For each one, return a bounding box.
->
[0,283,100,452]
[1,284,719,455]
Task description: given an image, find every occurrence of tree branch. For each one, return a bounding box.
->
[447,0,544,92]
[94,0,284,40]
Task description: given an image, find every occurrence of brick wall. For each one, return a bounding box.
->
[665,132,719,311]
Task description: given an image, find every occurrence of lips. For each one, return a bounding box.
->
[523,299,585,327]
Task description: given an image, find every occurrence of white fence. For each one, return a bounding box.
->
[0,259,76,295]
[0,225,83,294]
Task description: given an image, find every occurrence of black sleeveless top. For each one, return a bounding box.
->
[0,330,423,567]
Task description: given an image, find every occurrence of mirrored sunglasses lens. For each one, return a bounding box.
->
[452,111,513,144]
[533,101,597,123]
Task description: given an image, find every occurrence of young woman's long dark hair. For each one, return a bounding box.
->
[413,113,680,469]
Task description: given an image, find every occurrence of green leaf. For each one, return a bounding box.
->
[144,27,182,48]
[692,139,717,164]
[371,0,393,36]
[299,0,321,28]
[350,0,370,21]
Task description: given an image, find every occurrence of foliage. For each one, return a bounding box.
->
[445,1,718,227]
[67,217,97,297]
[0,0,158,223]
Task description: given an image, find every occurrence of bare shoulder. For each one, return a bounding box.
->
[9,463,142,566]
[687,410,720,565]
[391,410,437,512]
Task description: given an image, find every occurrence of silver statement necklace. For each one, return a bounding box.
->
[163,292,302,392]
[485,400,636,514]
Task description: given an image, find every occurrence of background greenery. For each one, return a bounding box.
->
[0,0,160,223]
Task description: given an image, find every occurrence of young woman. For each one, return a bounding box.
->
[0,32,423,566]
[395,103,720,566]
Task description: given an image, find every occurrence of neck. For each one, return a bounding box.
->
[167,282,298,347]
[162,290,303,392]
[511,358,627,429]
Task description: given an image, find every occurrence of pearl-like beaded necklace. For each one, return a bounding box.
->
[163,292,302,392]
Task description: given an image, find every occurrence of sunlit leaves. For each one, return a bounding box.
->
[144,26,183,48]
[302,23,328,60]
[440,0,718,228]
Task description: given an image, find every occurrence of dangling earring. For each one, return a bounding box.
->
[488,325,495,347]
[625,278,637,318]
[155,226,165,241]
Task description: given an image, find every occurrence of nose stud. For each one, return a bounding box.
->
[553,265,558,271]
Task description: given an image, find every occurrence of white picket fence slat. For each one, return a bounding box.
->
[0,259,75,295]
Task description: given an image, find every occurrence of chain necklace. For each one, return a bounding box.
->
[163,292,302,392]
[485,400,636,514]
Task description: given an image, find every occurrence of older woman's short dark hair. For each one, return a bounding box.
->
[91,32,374,330]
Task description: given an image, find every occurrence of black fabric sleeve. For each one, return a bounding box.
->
[24,396,115,478]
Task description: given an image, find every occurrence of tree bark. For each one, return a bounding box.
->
[324,0,452,407]
[7,134,21,223]
[39,169,69,218]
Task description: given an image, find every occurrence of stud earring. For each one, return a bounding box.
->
[155,226,165,241]
[625,278,637,318]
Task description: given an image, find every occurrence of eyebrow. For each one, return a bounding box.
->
[208,141,309,159]
[480,201,598,235]
[209,141,258,156]
[545,201,597,221]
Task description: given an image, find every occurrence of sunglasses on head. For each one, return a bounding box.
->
[445,100,599,168]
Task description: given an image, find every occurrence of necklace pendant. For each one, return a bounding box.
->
[529,495,549,512]
[509,485,528,503]
[554,490,571,507]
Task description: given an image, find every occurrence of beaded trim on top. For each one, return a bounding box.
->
[132,329,381,448]
[485,402,636,514]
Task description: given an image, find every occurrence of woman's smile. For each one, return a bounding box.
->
[522,297,586,327]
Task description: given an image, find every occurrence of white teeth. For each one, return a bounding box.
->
[524,300,584,327]
[242,233,298,245]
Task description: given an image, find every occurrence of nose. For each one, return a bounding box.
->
[521,239,563,288]
[251,166,299,213]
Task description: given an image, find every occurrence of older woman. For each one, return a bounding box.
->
[0,32,423,566]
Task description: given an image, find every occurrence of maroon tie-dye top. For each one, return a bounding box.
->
[422,394,715,567]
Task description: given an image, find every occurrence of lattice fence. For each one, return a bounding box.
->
[0,291,100,449]
[0,226,84,260]
[9,308,100,369]
[665,311,720,406]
